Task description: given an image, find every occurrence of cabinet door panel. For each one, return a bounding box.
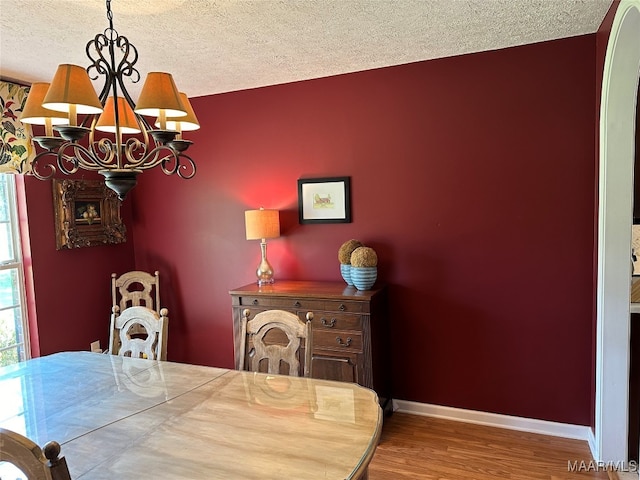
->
[311,352,360,384]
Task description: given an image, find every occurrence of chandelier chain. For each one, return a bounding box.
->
[106,0,114,29]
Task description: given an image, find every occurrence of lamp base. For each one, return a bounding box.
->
[255,241,275,285]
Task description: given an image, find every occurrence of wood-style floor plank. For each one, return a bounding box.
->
[368,413,611,480]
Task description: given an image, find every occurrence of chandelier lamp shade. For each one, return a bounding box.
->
[96,97,141,135]
[156,92,201,140]
[19,83,69,137]
[19,0,200,200]
[245,208,281,286]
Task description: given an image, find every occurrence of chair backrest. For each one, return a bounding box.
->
[109,305,169,361]
[112,270,160,314]
[0,428,71,480]
[239,309,313,377]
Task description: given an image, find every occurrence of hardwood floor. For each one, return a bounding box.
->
[368,413,615,480]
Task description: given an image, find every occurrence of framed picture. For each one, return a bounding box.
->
[298,176,351,224]
[52,178,126,250]
[633,224,640,276]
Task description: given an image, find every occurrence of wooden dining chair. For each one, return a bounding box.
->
[0,428,71,480]
[109,305,169,360]
[112,270,161,314]
[239,309,314,377]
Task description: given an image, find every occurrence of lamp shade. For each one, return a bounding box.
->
[134,72,186,118]
[157,93,200,131]
[96,96,141,134]
[245,208,280,240]
[19,83,68,126]
[42,64,103,114]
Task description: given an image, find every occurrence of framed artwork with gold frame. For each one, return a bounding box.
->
[52,178,126,250]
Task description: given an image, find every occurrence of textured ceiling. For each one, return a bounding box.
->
[0,0,612,99]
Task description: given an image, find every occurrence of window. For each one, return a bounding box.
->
[0,174,28,367]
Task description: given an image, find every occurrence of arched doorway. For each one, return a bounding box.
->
[596,0,640,462]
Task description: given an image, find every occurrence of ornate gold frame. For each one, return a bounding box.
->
[52,178,126,249]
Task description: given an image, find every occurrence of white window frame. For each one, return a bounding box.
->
[0,174,29,365]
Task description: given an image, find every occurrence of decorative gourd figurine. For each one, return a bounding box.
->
[337,239,363,285]
[350,246,378,290]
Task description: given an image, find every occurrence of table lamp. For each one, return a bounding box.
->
[245,208,280,285]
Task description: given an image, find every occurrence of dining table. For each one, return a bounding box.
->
[0,351,382,479]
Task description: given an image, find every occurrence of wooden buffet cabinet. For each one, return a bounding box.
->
[230,280,391,413]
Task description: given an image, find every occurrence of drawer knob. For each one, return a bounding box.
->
[293,301,301,308]
[252,299,259,305]
[321,318,337,328]
[339,304,346,311]
[336,336,352,347]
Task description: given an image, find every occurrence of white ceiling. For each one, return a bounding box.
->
[0,0,613,99]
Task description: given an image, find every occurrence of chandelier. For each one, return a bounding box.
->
[19,0,200,200]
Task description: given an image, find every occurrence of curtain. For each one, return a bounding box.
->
[0,81,34,174]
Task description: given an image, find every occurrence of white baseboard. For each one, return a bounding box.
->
[393,399,593,442]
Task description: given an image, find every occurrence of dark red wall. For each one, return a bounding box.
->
[20,34,598,426]
[122,35,596,425]
[21,174,135,355]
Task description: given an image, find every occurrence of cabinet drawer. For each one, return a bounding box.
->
[313,330,363,352]
[312,313,362,331]
[238,296,324,311]
[322,301,363,313]
[236,297,364,314]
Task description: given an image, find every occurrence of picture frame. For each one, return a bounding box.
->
[52,178,126,250]
[298,176,351,224]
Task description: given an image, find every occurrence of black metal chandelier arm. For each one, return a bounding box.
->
[122,145,176,171]
[56,149,82,175]
[159,152,180,175]
[120,137,150,167]
[31,144,84,177]
[85,127,123,169]
[58,143,110,173]
[93,138,123,168]
[157,151,196,179]
[174,154,197,179]
[120,145,196,177]
[30,151,59,180]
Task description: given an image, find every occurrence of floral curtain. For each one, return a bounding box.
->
[0,80,34,173]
